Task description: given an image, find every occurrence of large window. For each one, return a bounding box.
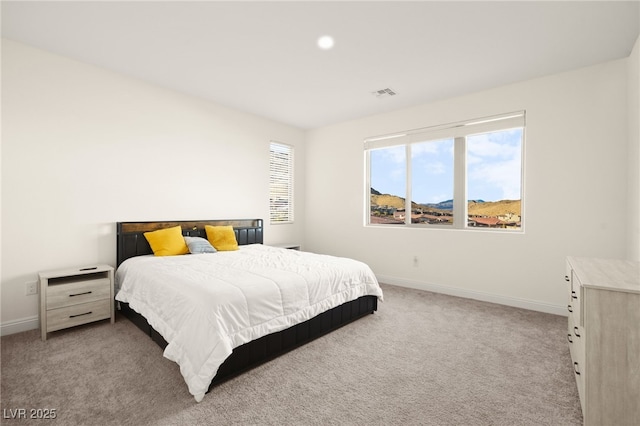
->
[269,142,294,224]
[365,112,525,230]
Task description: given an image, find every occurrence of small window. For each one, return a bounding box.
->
[370,146,406,224]
[411,138,455,225]
[365,112,525,231]
[269,142,294,224]
[466,129,523,229]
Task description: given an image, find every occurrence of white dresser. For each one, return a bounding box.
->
[565,257,639,426]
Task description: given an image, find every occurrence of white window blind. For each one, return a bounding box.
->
[364,111,525,150]
[269,142,294,224]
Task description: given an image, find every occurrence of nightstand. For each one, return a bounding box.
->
[39,264,115,341]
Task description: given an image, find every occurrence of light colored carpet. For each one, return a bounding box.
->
[1,284,582,425]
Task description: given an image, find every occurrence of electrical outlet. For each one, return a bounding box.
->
[25,281,38,296]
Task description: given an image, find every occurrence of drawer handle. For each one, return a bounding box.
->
[573,362,581,375]
[565,275,570,282]
[69,291,92,297]
[571,290,577,300]
[574,326,581,338]
[69,311,92,319]
[567,333,573,344]
[567,304,573,313]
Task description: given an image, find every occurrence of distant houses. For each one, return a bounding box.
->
[371,205,521,229]
[468,212,521,228]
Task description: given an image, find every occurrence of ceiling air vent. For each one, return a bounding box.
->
[372,88,397,98]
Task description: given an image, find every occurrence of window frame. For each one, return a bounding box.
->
[269,141,294,225]
[365,111,525,231]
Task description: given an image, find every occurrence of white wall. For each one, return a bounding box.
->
[2,37,635,335]
[1,40,305,334]
[628,35,640,261]
[305,59,630,314]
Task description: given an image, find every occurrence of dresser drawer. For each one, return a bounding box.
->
[46,299,111,332]
[568,311,585,411]
[568,311,585,364]
[566,260,581,321]
[569,274,582,326]
[564,261,572,289]
[46,278,111,310]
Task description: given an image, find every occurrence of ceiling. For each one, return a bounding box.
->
[2,1,639,129]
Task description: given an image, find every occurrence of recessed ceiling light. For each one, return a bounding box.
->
[317,35,334,50]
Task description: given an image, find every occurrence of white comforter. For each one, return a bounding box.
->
[115,244,383,402]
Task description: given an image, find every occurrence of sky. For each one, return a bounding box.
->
[370,128,523,205]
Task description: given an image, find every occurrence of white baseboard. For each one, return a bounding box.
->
[1,316,39,336]
[0,280,565,336]
[377,274,567,316]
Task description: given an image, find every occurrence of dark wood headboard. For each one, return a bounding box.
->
[116,219,263,266]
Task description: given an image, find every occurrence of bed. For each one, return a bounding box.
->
[115,219,383,402]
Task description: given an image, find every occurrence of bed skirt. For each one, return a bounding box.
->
[119,295,378,390]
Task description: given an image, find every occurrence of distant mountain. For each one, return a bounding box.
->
[370,188,518,216]
[468,199,520,217]
[424,199,453,210]
[370,193,408,209]
[422,199,487,210]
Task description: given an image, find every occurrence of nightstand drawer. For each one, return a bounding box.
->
[46,278,111,310]
[46,299,111,332]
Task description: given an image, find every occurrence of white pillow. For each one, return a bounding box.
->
[184,236,217,254]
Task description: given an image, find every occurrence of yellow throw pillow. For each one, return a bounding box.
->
[205,225,239,251]
[143,225,189,256]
